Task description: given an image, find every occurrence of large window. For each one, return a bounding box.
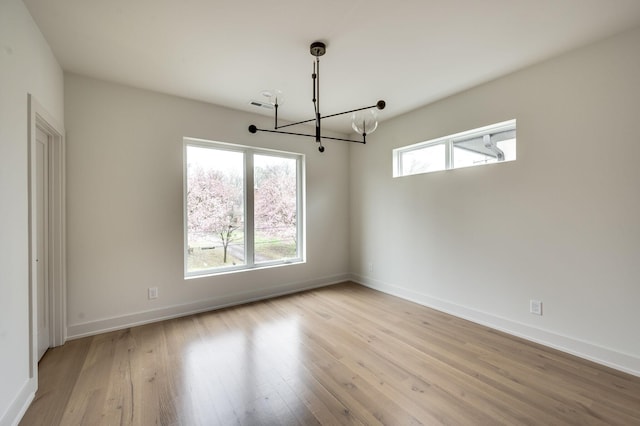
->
[393,119,516,177]
[184,138,304,277]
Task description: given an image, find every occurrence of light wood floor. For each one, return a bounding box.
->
[21,282,640,425]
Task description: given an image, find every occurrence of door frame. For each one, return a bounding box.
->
[28,94,66,377]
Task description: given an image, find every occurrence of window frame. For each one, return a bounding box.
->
[393,119,516,177]
[183,137,305,278]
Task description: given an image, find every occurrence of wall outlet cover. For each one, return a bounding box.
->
[148,287,159,299]
[530,299,542,315]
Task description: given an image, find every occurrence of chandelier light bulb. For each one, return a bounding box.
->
[352,109,378,135]
[262,89,284,107]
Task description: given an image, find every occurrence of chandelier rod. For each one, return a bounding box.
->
[249,126,368,144]
[274,103,384,130]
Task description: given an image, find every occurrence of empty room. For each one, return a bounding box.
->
[2,0,640,424]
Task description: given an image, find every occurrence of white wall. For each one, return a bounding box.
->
[4,9,637,425]
[350,26,640,375]
[0,1,64,425]
[64,74,350,337]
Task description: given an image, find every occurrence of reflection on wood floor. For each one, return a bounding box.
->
[21,282,640,425]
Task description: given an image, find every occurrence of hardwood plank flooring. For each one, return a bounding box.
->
[21,282,640,425]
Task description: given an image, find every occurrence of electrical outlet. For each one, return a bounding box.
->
[148,287,159,300]
[368,262,373,273]
[530,299,542,315]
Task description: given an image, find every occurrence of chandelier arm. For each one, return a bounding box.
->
[321,104,382,120]
[269,102,384,130]
[249,127,315,138]
[276,117,316,129]
[320,135,366,144]
[248,126,365,144]
[272,105,374,130]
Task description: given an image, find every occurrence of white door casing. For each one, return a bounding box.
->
[28,94,66,377]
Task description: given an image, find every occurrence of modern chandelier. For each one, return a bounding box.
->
[248,41,386,153]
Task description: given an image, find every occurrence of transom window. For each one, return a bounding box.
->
[184,138,305,277]
[393,119,516,177]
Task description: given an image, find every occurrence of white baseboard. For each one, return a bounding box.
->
[351,274,640,378]
[67,274,349,340]
[1,378,35,426]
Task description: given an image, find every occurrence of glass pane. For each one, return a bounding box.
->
[497,138,516,161]
[186,146,245,272]
[453,144,497,168]
[401,143,446,175]
[254,154,298,263]
[453,137,516,169]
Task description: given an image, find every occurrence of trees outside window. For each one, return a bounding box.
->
[254,155,298,262]
[186,148,244,267]
[184,140,304,276]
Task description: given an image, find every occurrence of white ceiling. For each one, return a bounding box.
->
[24,0,640,133]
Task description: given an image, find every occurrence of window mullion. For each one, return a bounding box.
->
[296,157,304,260]
[245,151,255,267]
